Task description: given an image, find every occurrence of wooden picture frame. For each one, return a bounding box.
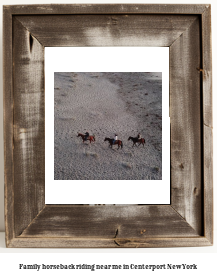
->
[3,4,213,248]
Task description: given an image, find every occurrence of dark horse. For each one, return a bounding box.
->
[128,136,145,147]
[104,137,123,149]
[77,133,95,143]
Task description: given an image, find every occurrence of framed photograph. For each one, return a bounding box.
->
[4,4,213,247]
[45,47,170,205]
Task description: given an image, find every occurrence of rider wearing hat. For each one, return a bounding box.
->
[84,131,89,141]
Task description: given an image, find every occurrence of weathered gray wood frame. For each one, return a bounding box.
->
[3,4,213,248]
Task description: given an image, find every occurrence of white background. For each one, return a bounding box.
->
[45,47,170,204]
[0,0,216,277]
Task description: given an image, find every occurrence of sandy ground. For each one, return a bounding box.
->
[54,72,162,180]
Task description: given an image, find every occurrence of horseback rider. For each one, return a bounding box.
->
[84,131,89,141]
[113,134,118,145]
[137,133,142,142]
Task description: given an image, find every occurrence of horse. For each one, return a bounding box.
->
[104,137,123,149]
[128,136,145,147]
[77,133,95,143]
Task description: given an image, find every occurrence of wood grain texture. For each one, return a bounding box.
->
[3,7,14,247]
[170,17,202,234]
[4,4,207,15]
[203,126,213,243]
[20,205,198,238]
[3,4,213,248]
[16,15,197,47]
[13,17,45,237]
[201,6,213,244]
[8,236,212,248]
[202,6,212,129]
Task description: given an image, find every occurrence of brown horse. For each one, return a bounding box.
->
[77,133,95,143]
[128,136,145,147]
[104,137,123,149]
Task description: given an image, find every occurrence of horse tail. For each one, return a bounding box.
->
[121,141,123,148]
